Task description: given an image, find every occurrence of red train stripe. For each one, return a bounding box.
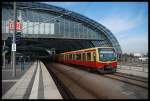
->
[60,60,117,69]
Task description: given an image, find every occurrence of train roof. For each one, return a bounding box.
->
[60,47,114,54]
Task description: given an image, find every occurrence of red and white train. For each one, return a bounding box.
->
[55,47,117,73]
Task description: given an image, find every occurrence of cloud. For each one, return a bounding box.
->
[98,9,148,54]
[120,36,148,54]
[99,10,144,34]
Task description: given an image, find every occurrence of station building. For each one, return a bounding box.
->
[2,2,122,58]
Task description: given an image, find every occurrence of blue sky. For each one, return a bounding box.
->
[43,2,148,54]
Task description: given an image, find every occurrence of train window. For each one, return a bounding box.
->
[72,54,74,60]
[87,53,91,61]
[93,52,96,61]
[76,54,78,60]
[65,54,66,60]
[75,54,77,60]
[62,54,64,60]
[79,54,81,60]
[81,53,83,61]
[65,54,67,60]
[61,55,63,60]
[82,53,86,61]
[69,54,72,60]
[73,54,76,60]
[67,54,69,60]
[68,54,70,60]
[66,54,68,60]
[64,54,66,60]
[76,54,81,60]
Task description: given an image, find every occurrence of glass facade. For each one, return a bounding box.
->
[2,8,103,40]
[2,2,122,54]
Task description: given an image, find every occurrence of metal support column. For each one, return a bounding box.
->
[3,41,6,69]
[3,52,6,69]
[12,2,17,77]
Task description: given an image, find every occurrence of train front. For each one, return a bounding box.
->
[97,47,117,73]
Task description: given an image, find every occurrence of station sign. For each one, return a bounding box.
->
[9,21,22,31]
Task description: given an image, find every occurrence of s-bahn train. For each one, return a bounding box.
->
[55,47,117,73]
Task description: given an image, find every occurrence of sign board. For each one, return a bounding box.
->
[12,43,16,51]
[9,21,22,31]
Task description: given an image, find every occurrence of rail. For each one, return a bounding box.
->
[45,63,148,99]
[103,73,148,89]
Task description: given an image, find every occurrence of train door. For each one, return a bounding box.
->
[87,52,91,61]
[93,52,96,62]
[91,52,96,67]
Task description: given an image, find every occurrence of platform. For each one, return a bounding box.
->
[2,60,62,99]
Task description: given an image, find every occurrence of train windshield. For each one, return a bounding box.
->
[98,48,116,61]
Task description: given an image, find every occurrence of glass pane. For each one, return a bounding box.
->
[34,22,39,34]
[6,20,9,33]
[22,21,27,34]
[45,23,49,34]
[28,22,33,34]
[40,23,44,34]
[50,23,54,34]
[87,53,91,61]
[98,48,116,61]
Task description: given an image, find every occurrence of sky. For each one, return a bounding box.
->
[43,2,148,54]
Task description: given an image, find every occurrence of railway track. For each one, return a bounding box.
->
[66,64,148,88]
[114,72,148,83]
[103,73,148,89]
[47,64,99,99]
[43,62,148,99]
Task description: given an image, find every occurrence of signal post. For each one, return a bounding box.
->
[10,2,22,77]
